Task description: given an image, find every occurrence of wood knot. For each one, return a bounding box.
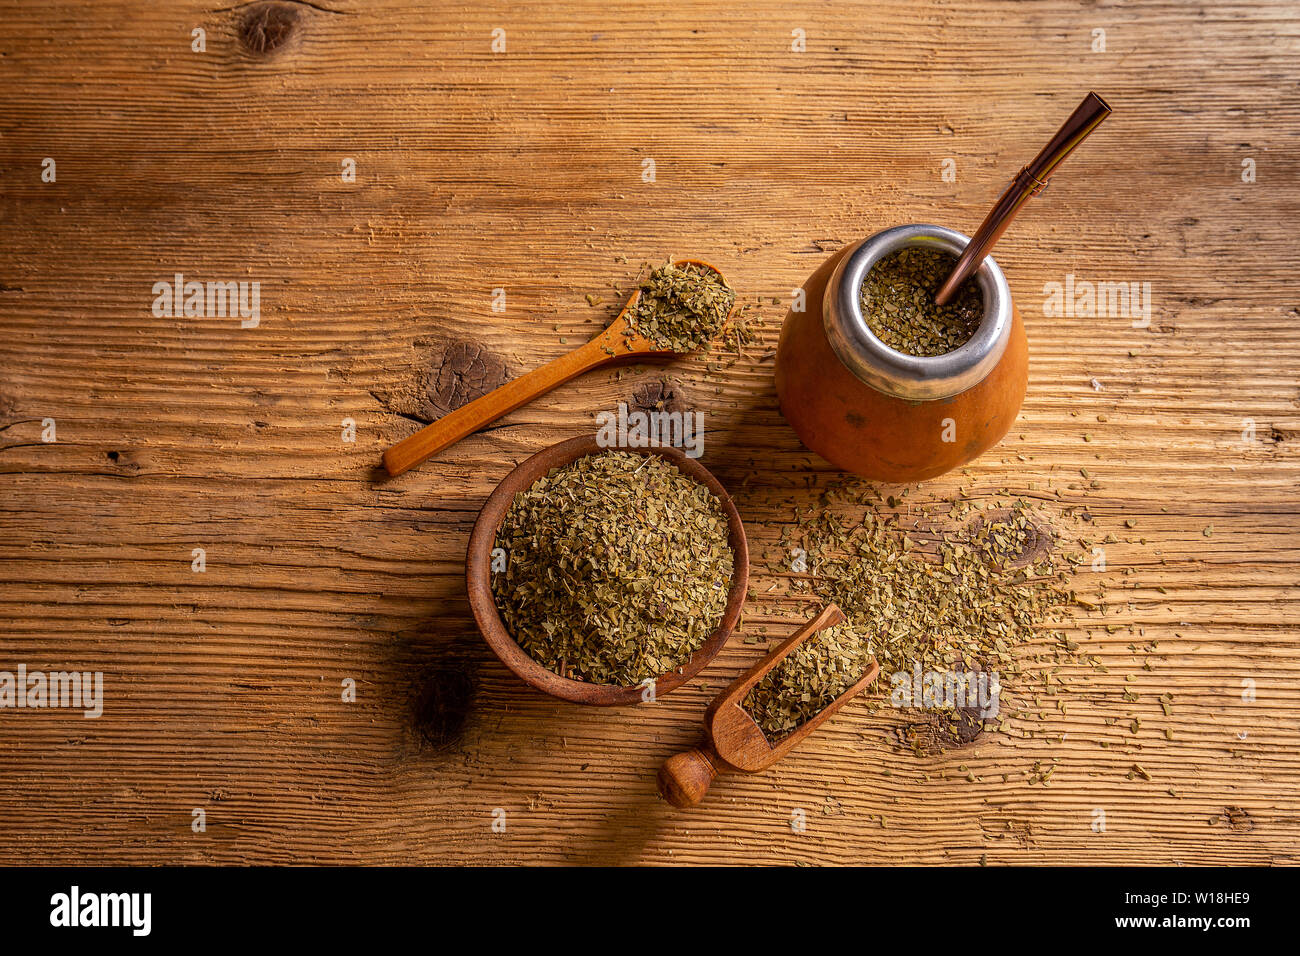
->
[629,377,688,416]
[413,662,478,753]
[897,704,986,756]
[104,448,147,474]
[369,339,509,425]
[425,340,509,417]
[966,508,1053,569]
[238,2,301,56]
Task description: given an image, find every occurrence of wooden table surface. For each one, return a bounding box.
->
[1,0,1297,866]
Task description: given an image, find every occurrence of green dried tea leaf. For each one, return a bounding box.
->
[859,248,982,357]
[491,451,734,686]
[748,499,1076,742]
[626,261,735,352]
[743,622,873,740]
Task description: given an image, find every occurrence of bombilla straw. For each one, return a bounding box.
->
[933,91,1112,307]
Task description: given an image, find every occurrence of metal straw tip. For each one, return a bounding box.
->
[1086,91,1113,115]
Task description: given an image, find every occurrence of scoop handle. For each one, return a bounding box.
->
[657,743,723,808]
[382,335,612,477]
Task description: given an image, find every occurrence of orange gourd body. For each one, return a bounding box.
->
[776,243,1027,482]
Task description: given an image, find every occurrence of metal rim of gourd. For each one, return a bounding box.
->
[823,223,1013,402]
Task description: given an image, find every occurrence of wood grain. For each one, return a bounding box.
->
[0,0,1297,865]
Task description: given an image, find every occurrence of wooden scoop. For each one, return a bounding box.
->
[381,259,729,478]
[657,603,880,809]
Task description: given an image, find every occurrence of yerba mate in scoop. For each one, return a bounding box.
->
[657,605,880,808]
[491,450,734,686]
[742,621,874,740]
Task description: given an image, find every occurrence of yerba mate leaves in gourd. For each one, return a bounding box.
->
[625,261,736,352]
[860,248,983,357]
[491,451,734,686]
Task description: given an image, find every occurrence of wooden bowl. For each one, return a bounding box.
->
[467,436,749,706]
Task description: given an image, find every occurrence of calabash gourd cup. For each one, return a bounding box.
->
[775,224,1028,482]
[466,435,750,706]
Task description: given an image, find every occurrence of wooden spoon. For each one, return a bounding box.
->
[381,258,729,478]
[657,603,881,809]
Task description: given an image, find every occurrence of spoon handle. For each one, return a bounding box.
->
[657,743,724,809]
[382,333,617,477]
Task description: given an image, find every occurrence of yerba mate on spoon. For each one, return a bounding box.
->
[382,260,735,477]
[657,604,880,808]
